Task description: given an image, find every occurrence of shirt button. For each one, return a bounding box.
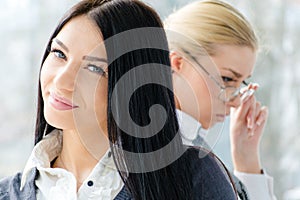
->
[108,151,112,157]
[87,180,94,187]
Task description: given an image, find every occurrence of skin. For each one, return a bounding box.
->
[40,15,110,189]
[171,44,268,174]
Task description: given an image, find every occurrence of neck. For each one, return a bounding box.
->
[53,129,110,189]
[174,98,211,129]
[174,95,181,110]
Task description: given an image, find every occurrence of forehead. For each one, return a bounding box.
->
[55,15,105,56]
[212,44,256,78]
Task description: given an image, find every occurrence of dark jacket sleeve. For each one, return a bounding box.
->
[114,186,133,200]
[0,168,37,200]
[188,147,237,200]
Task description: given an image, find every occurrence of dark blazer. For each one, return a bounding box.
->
[0,147,237,200]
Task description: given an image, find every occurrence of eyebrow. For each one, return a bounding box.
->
[222,68,243,78]
[223,68,252,79]
[83,55,107,63]
[53,38,69,52]
[52,38,107,63]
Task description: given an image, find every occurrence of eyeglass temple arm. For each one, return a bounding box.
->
[181,49,225,89]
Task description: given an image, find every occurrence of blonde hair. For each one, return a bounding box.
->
[164,0,258,56]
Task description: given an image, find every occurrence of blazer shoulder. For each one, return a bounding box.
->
[184,146,237,200]
[0,168,37,200]
[0,172,23,199]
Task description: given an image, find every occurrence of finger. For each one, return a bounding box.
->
[249,82,260,90]
[249,101,261,135]
[254,101,261,120]
[240,85,250,94]
[240,82,259,101]
[253,108,268,137]
[246,96,257,130]
[240,89,255,102]
[255,106,268,126]
[233,93,255,118]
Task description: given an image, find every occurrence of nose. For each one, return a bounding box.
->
[226,95,241,108]
[53,61,78,92]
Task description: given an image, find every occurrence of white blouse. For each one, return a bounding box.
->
[20,130,124,200]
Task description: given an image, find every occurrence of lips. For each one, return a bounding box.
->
[49,91,78,111]
[216,114,226,122]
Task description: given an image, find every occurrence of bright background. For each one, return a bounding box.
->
[1,0,300,199]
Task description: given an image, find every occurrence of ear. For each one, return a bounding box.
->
[170,51,183,73]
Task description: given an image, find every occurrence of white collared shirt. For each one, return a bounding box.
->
[21,130,124,200]
[176,109,276,200]
[176,109,207,146]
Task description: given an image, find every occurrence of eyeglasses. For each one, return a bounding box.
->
[181,49,248,102]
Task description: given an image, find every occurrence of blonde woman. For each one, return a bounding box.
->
[165,0,276,199]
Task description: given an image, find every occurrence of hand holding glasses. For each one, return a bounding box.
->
[240,83,259,102]
[181,49,267,139]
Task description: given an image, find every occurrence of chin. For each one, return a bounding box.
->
[44,108,75,130]
[201,119,216,129]
[199,120,210,129]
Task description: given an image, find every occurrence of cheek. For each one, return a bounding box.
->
[40,67,47,94]
[95,95,107,135]
[192,78,213,119]
[190,74,225,128]
[178,71,210,121]
[173,72,200,112]
[40,60,54,96]
[95,81,108,123]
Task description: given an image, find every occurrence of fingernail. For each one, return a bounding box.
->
[252,83,260,88]
[247,117,253,129]
[256,115,264,126]
[256,119,262,126]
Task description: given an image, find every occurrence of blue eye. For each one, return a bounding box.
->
[85,64,106,76]
[50,49,66,60]
[221,76,234,83]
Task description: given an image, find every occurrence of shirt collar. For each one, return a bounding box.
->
[21,129,62,189]
[20,129,116,190]
[176,109,208,141]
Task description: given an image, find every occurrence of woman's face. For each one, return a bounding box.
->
[41,15,108,136]
[172,45,256,129]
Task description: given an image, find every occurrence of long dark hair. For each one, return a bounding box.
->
[35,0,193,199]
